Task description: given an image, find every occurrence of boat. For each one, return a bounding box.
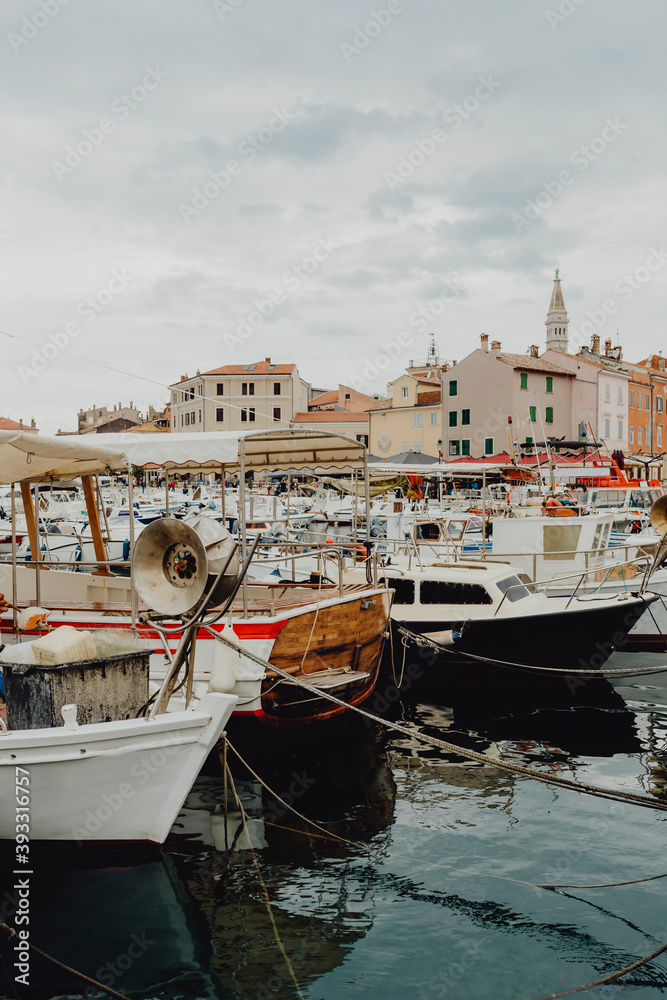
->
[0,427,392,729]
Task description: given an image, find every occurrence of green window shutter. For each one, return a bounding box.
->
[449,380,458,396]
[449,411,458,427]
[462,439,471,456]
[484,437,493,455]
[461,409,470,425]
[546,376,553,393]
[525,436,533,446]
[545,407,553,424]
[529,406,537,422]
[520,372,528,390]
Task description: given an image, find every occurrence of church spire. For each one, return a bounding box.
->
[545,269,569,353]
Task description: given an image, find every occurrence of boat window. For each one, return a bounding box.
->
[382,578,415,605]
[591,524,602,552]
[416,522,440,540]
[496,576,530,602]
[650,490,662,502]
[629,491,650,509]
[543,524,582,560]
[600,523,611,548]
[419,581,493,605]
[444,520,467,541]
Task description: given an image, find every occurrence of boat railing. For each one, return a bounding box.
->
[248,540,348,596]
[492,554,652,617]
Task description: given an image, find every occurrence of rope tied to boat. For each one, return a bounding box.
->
[210,630,667,812]
[0,922,132,1000]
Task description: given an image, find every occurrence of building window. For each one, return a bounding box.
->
[413,443,423,453]
[402,387,409,399]
[638,426,643,446]
[191,411,195,424]
[618,420,623,439]
[274,383,281,395]
[462,439,471,456]
[449,440,460,456]
[185,412,190,426]
[449,411,457,427]
[430,411,438,426]
[401,442,410,453]
[217,383,224,396]
[356,434,369,447]
[181,413,183,427]
[604,418,611,438]
[414,412,423,428]
[484,438,494,455]
[630,426,634,445]
[529,405,537,422]
[604,383,611,402]
[646,393,650,409]
[249,407,255,422]
[449,380,457,397]
[630,390,634,408]
[199,409,202,423]
[546,376,553,394]
[273,406,281,422]
[659,425,663,447]
[216,408,224,422]
[545,407,553,424]
[617,386,623,405]
[345,392,351,400]
[520,373,528,391]
[637,393,642,410]
[658,397,664,413]
[242,382,248,396]
[189,388,195,400]
[241,408,247,422]
[242,382,255,396]
[461,409,470,425]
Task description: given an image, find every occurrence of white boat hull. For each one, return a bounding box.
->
[0,692,236,846]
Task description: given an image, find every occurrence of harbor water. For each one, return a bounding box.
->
[2,645,667,1000]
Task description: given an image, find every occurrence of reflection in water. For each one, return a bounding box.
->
[3,656,667,999]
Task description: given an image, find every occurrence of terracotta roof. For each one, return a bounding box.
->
[497,353,573,375]
[417,390,441,406]
[0,417,22,430]
[201,363,295,376]
[308,389,338,407]
[291,411,369,423]
[415,377,442,387]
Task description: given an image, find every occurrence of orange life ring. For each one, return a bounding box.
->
[355,545,367,562]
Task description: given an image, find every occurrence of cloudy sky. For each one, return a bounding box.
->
[1,0,665,432]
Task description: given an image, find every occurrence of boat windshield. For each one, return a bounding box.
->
[496,576,530,602]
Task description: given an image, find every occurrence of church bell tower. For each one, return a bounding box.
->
[545,269,569,353]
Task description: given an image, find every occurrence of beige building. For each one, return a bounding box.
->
[170,359,310,433]
[308,384,381,414]
[369,372,442,459]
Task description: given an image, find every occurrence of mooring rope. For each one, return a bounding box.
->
[527,939,667,999]
[0,923,132,1000]
[211,631,667,812]
[223,759,305,1000]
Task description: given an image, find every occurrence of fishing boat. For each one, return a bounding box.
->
[0,436,238,849]
[0,427,392,728]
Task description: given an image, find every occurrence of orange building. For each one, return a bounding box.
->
[632,356,667,454]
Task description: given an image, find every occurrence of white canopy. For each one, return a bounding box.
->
[112,428,367,473]
[0,431,129,484]
[0,428,367,483]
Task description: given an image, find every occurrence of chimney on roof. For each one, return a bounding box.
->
[591,334,600,354]
[408,360,413,367]
[529,345,539,358]
[604,339,612,357]
[31,418,35,428]
[491,340,501,351]
[265,357,271,363]
[480,333,489,352]
[19,419,23,429]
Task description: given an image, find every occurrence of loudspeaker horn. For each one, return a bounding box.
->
[132,518,208,615]
[650,495,667,538]
[184,514,240,606]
